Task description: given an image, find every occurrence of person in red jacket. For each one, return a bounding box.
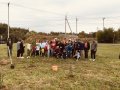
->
[50,39,56,56]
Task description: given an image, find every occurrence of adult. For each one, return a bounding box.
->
[79,40,84,59]
[20,40,25,58]
[17,39,21,58]
[36,44,40,56]
[66,43,73,58]
[46,41,50,58]
[36,40,40,56]
[50,39,56,56]
[84,39,90,59]
[90,40,97,61]
[7,38,13,57]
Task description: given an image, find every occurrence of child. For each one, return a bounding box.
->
[73,50,80,61]
[40,41,46,57]
[27,43,31,58]
[62,49,67,59]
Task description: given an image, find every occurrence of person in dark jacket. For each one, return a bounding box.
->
[17,39,21,58]
[20,40,25,58]
[66,43,73,58]
[84,39,90,59]
[7,38,13,57]
[90,40,97,61]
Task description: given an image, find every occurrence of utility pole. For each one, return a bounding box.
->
[8,2,10,39]
[103,17,105,30]
[7,2,14,69]
[64,15,72,37]
[113,31,115,44]
[65,15,67,38]
[66,18,72,34]
[76,18,78,34]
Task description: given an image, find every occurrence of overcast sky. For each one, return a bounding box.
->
[0,0,120,33]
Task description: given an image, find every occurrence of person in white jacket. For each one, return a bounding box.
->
[73,50,80,61]
[27,43,31,58]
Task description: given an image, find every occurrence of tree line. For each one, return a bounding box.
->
[97,28,120,43]
[0,23,120,43]
[0,23,29,42]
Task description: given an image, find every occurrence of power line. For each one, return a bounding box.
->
[10,3,64,16]
[0,2,7,4]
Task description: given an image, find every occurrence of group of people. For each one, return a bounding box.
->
[6,38,97,61]
[24,38,97,61]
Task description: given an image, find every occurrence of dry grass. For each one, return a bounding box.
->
[0,44,120,90]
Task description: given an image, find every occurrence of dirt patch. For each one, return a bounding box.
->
[0,85,8,90]
[0,59,10,65]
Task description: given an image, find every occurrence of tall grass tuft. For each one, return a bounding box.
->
[0,72,3,89]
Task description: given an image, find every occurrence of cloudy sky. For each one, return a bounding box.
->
[0,0,120,33]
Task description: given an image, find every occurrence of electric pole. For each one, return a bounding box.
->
[103,17,105,30]
[76,18,78,34]
[8,2,10,39]
[65,15,67,38]
[66,18,72,34]
[64,15,72,37]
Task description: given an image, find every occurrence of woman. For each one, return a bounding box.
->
[84,39,90,59]
[90,40,97,61]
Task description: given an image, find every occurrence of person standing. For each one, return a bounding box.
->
[27,42,31,58]
[79,40,84,59]
[50,39,56,56]
[84,39,90,59]
[17,39,21,58]
[20,40,25,58]
[31,42,36,57]
[90,40,97,61]
[36,44,40,56]
[46,41,50,58]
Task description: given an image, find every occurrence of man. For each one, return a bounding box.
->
[90,40,97,61]
[7,38,13,57]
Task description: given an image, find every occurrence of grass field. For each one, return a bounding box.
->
[0,44,120,90]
